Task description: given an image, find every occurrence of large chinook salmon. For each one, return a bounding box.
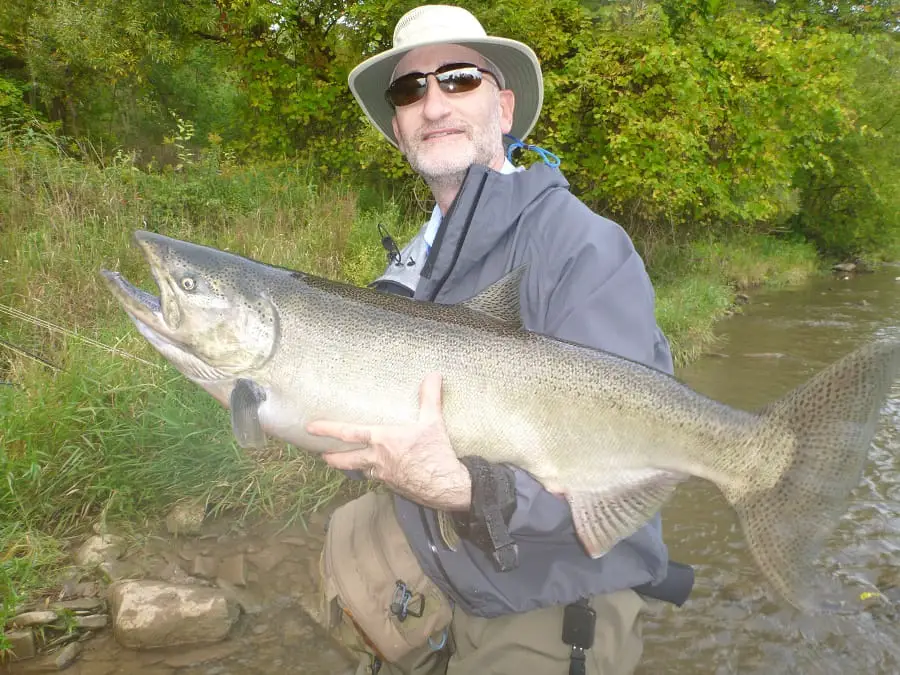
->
[102,230,900,613]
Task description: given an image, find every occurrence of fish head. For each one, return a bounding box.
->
[102,230,279,381]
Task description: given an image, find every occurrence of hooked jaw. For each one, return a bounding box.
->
[100,231,216,381]
[101,230,190,337]
[100,229,278,382]
[100,264,184,356]
[100,268,231,384]
[101,269,167,335]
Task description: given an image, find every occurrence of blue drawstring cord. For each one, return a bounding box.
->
[505,134,561,168]
[428,627,449,651]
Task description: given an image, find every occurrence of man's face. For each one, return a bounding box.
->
[390,44,515,183]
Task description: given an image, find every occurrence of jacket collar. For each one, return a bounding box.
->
[417,163,568,302]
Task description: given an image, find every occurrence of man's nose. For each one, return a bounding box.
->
[420,74,452,120]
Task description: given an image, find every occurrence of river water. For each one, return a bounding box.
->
[638,268,900,675]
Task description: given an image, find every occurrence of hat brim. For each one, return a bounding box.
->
[349,37,543,148]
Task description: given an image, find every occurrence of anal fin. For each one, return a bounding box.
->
[230,378,267,449]
[436,511,460,552]
[568,469,686,558]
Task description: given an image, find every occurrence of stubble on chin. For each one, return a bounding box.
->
[405,129,475,192]
[405,119,503,194]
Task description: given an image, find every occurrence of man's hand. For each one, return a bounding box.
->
[306,372,472,511]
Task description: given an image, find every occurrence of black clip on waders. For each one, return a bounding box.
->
[563,598,596,675]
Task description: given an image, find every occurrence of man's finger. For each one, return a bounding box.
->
[418,372,444,423]
[322,449,377,471]
[306,420,373,445]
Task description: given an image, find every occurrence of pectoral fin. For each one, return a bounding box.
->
[568,469,687,558]
[230,378,267,449]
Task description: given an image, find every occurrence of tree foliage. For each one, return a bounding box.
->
[1,0,898,256]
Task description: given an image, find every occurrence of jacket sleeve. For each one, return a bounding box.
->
[508,198,673,541]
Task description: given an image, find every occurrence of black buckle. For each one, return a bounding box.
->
[563,598,595,675]
[377,223,402,266]
[390,580,425,622]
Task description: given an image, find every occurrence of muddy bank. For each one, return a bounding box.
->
[3,502,356,674]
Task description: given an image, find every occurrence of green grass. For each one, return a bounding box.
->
[646,233,821,364]
[872,235,900,264]
[654,276,734,366]
[0,525,67,619]
[0,139,823,641]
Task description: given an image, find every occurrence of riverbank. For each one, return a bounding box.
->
[1,145,825,654]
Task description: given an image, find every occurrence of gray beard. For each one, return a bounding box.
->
[404,100,505,197]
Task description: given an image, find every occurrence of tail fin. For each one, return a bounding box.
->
[728,339,900,613]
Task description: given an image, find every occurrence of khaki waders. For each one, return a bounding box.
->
[355,587,646,675]
[322,492,646,675]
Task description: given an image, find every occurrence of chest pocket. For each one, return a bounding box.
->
[369,232,430,298]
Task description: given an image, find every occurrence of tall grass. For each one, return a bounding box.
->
[0,138,821,630]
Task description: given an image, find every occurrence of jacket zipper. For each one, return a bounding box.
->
[425,170,489,301]
[414,169,490,606]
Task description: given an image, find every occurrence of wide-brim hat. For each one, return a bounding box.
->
[348,5,543,148]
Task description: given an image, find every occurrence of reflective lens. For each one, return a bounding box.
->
[385,63,499,108]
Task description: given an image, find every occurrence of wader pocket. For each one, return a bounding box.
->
[321,491,453,663]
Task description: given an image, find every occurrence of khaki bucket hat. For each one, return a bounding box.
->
[348,5,544,148]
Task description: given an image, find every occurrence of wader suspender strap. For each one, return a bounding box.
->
[563,598,596,675]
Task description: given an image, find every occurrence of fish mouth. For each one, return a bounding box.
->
[101,266,188,360]
[100,233,228,383]
[101,269,169,334]
[101,230,185,337]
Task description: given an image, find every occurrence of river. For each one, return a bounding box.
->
[638,267,900,674]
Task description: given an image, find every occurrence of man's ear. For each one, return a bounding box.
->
[499,90,515,135]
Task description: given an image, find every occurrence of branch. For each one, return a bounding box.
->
[191,30,228,44]
[873,112,898,133]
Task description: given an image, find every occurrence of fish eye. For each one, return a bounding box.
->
[181,277,196,291]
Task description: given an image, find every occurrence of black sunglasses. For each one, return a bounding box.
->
[385,62,500,108]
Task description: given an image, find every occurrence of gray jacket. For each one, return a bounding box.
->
[372,163,673,618]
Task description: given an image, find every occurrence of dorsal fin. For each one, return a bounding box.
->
[459,266,526,326]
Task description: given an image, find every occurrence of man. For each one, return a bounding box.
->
[307,5,679,674]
